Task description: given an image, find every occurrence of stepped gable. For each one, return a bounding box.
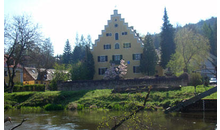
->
[92,9,143,51]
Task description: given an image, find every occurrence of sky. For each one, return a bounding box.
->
[4,0,218,56]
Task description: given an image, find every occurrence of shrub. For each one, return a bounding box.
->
[44,104,64,111]
[67,102,78,110]
[77,104,84,110]
[13,84,45,92]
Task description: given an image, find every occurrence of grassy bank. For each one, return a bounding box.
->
[4,85,216,111]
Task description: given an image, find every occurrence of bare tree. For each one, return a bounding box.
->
[4,14,41,93]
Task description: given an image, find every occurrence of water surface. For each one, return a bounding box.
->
[4,109,217,130]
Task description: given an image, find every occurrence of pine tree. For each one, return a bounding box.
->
[82,45,95,80]
[140,34,158,76]
[87,34,93,48]
[63,39,72,64]
[160,7,175,68]
[203,22,216,56]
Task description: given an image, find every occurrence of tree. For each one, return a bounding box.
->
[63,39,72,64]
[167,27,210,75]
[103,64,118,80]
[115,59,127,79]
[82,45,95,80]
[49,63,70,90]
[140,34,158,76]
[4,14,41,93]
[70,61,85,80]
[190,73,202,95]
[104,59,127,80]
[86,34,93,48]
[72,34,86,64]
[203,22,216,56]
[160,7,175,68]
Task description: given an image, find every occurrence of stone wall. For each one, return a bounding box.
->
[57,76,189,91]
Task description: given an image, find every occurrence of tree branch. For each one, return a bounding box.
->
[10,118,27,130]
[111,85,152,130]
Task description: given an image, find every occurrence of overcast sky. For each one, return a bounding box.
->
[4,0,218,55]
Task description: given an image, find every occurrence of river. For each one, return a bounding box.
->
[4,109,217,130]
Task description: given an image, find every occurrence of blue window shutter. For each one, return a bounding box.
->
[120,55,123,60]
[105,56,108,61]
[98,56,100,62]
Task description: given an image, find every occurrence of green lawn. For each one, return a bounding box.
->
[4,85,216,111]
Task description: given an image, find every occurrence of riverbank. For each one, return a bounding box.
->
[4,85,216,111]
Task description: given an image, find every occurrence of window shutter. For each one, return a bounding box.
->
[120,55,123,60]
[98,68,100,75]
[112,55,115,61]
[98,56,100,62]
[105,56,108,61]
[133,66,135,73]
[133,54,135,60]
[141,54,143,59]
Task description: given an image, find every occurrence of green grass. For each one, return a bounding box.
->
[4,85,216,111]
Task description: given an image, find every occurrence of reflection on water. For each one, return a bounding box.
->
[4,109,217,130]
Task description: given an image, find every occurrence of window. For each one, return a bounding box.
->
[112,55,122,61]
[115,19,117,21]
[115,33,119,40]
[98,68,107,75]
[133,66,140,73]
[112,55,122,64]
[133,54,142,60]
[123,43,131,48]
[122,32,127,35]
[106,33,112,36]
[115,24,118,27]
[98,56,108,62]
[104,44,111,49]
[115,43,120,49]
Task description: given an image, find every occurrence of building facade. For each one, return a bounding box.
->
[92,9,149,80]
[4,56,23,84]
[23,67,55,87]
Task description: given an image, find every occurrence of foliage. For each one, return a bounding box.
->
[103,64,118,80]
[140,33,158,76]
[104,59,127,80]
[82,45,95,80]
[4,86,216,111]
[160,8,175,68]
[4,14,42,93]
[166,53,184,75]
[49,63,71,90]
[62,39,72,65]
[13,84,45,92]
[202,21,217,56]
[167,27,210,74]
[190,73,202,87]
[70,61,86,80]
[116,59,127,79]
[44,104,64,111]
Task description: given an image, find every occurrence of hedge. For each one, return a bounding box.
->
[13,84,45,92]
